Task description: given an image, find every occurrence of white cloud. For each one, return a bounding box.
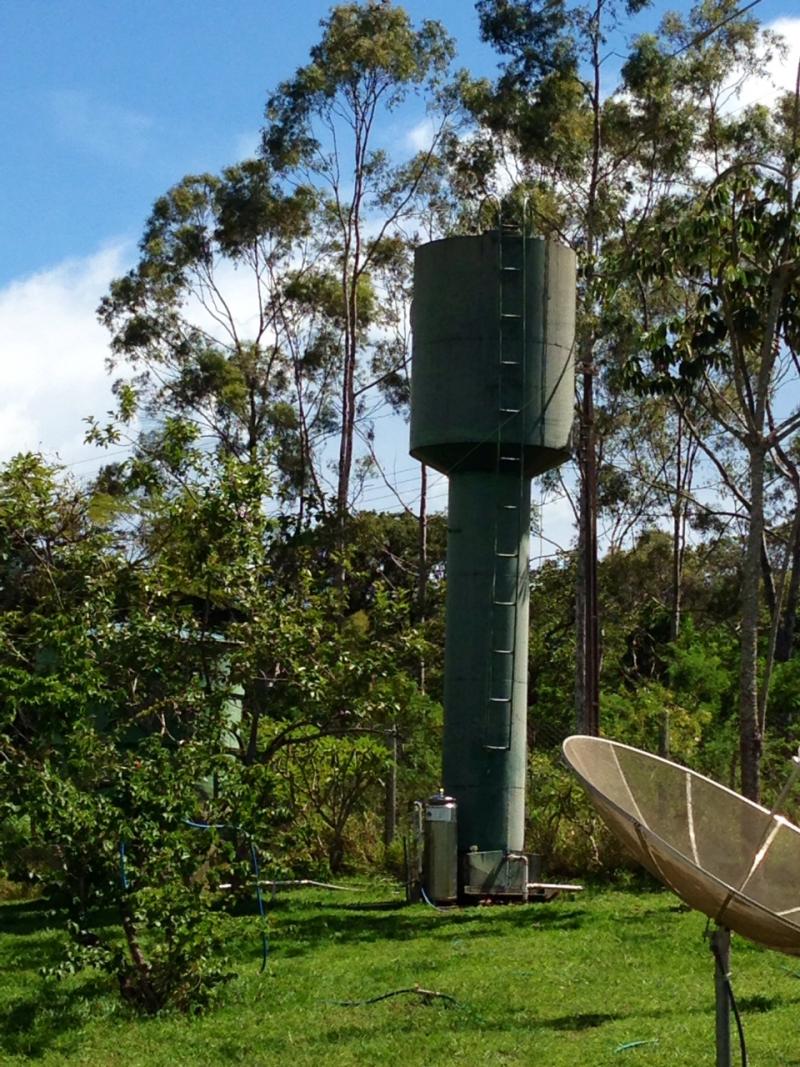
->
[724,17,800,113]
[403,117,437,153]
[0,244,293,471]
[0,243,133,466]
[184,257,277,345]
[49,89,154,166]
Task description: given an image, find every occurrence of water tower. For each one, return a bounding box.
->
[410,228,575,899]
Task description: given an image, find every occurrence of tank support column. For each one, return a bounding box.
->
[443,469,530,856]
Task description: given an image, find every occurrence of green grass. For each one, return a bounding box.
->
[2,883,800,1065]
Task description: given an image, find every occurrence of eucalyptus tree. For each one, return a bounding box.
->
[447,0,775,732]
[624,84,800,800]
[261,0,455,525]
[96,159,339,522]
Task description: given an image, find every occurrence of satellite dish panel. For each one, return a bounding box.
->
[562,736,800,955]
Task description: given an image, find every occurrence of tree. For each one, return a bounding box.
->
[625,88,800,799]
[453,0,776,736]
[0,454,255,1011]
[261,0,455,528]
[96,160,338,520]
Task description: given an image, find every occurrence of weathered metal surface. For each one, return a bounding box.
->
[462,849,529,899]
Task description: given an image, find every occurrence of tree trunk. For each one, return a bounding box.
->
[761,533,777,621]
[670,412,687,643]
[577,360,599,735]
[575,3,602,737]
[670,497,684,644]
[739,443,765,802]
[574,514,587,732]
[416,463,428,692]
[119,900,160,1014]
[776,497,800,662]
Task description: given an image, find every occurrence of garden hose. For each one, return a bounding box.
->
[116,820,269,973]
[183,818,269,973]
[420,885,450,912]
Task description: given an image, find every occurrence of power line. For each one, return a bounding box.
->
[668,0,763,60]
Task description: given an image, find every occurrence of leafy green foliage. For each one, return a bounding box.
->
[94,159,336,509]
[264,3,453,169]
[0,445,439,1008]
[6,0,800,1029]
[0,454,270,1012]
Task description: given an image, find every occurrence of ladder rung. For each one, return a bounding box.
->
[496,551,518,559]
[502,266,522,272]
[484,744,510,751]
[501,313,522,319]
[500,407,521,414]
[493,599,515,607]
[489,697,511,704]
[493,648,513,656]
[500,359,521,366]
[500,503,519,510]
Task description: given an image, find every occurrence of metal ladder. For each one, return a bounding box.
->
[485,215,527,752]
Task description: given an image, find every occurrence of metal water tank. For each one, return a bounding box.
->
[410,231,575,477]
[409,230,576,870]
[422,792,458,904]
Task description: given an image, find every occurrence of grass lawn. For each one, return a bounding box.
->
[2,881,800,1065]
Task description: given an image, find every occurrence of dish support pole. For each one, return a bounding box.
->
[711,926,731,1067]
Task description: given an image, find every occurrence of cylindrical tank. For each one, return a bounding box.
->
[410,232,575,476]
[198,682,243,800]
[422,792,458,904]
[409,230,576,874]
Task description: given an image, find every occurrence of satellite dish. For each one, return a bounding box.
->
[562,736,800,956]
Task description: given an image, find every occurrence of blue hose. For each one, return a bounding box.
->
[420,885,450,912]
[183,818,269,972]
[119,839,129,890]
[116,820,269,972]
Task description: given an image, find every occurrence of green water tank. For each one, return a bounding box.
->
[410,232,575,477]
[410,230,576,874]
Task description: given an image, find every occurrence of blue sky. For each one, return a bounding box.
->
[1,0,493,286]
[1,0,798,539]
[1,0,793,285]
[0,0,495,501]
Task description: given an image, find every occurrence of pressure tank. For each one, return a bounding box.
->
[410,230,576,872]
[422,792,458,904]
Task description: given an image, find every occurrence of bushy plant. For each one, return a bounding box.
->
[601,680,711,762]
[0,455,265,1012]
[526,751,633,876]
